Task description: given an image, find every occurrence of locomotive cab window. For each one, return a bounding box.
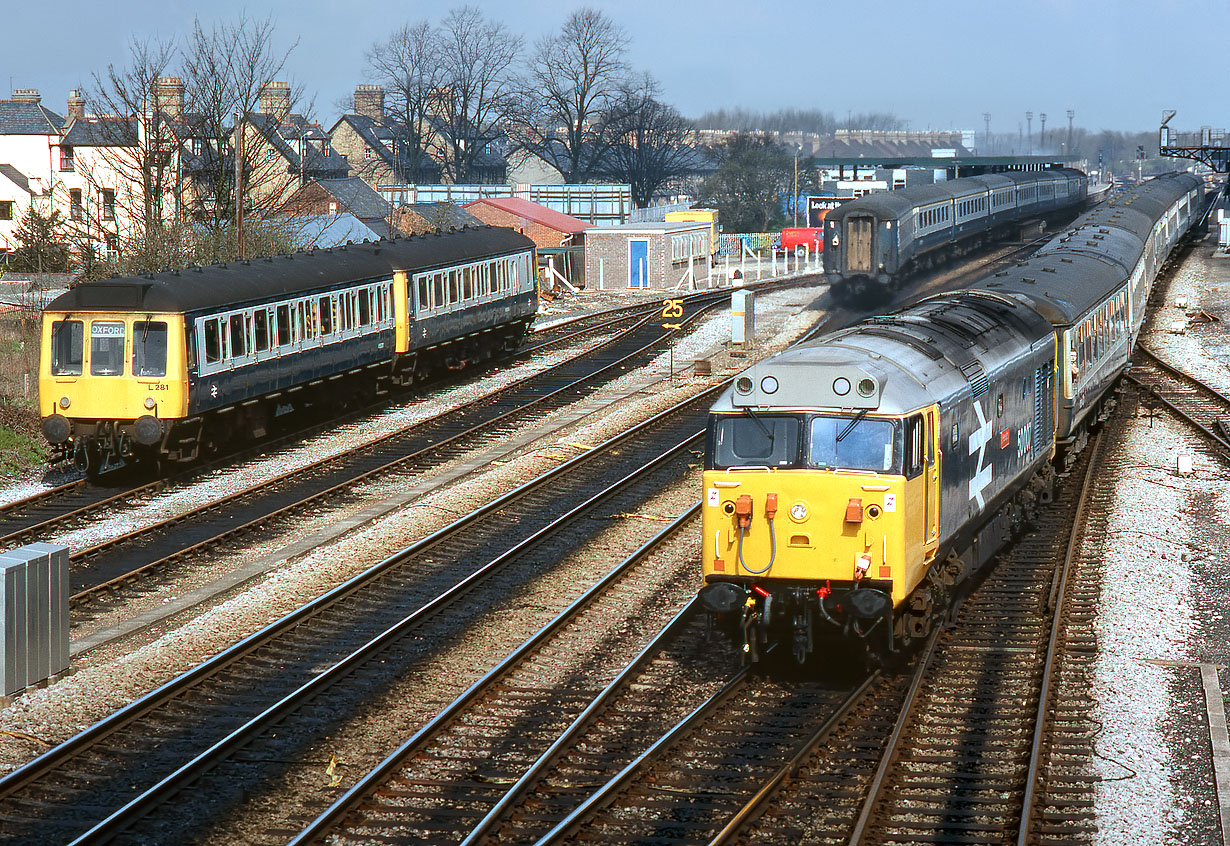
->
[90,320,126,376]
[50,320,84,376]
[810,415,898,473]
[904,415,925,478]
[711,415,800,469]
[133,321,167,377]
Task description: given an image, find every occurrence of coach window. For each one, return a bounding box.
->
[253,309,269,352]
[319,296,333,335]
[133,321,168,377]
[90,320,126,376]
[204,319,221,364]
[50,320,84,376]
[359,289,371,326]
[432,274,444,310]
[448,269,460,304]
[276,304,291,346]
[229,314,246,357]
[463,265,474,300]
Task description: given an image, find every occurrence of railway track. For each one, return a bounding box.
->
[30,291,732,627]
[0,289,730,554]
[700,425,1109,845]
[286,510,732,845]
[1127,345,1230,455]
[0,388,718,845]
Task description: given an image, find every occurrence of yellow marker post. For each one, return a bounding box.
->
[662,299,684,382]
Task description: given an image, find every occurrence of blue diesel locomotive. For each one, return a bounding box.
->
[702,172,1203,663]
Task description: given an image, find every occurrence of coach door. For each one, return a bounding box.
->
[846,216,874,273]
[925,407,939,553]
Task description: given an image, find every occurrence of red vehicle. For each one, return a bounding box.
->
[778,227,825,252]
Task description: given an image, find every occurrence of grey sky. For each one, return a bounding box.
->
[6,0,1220,137]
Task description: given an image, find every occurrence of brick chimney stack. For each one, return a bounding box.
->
[154,77,184,120]
[354,84,384,121]
[66,89,85,120]
[12,89,41,104]
[260,81,291,119]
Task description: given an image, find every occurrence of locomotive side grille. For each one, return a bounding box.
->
[1032,365,1051,457]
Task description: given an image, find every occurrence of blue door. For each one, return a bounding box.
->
[629,239,649,288]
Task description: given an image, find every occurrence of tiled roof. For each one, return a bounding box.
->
[62,117,137,146]
[0,100,64,134]
[314,177,390,219]
[249,113,350,176]
[331,114,439,181]
[0,164,31,193]
[464,197,590,234]
[399,202,483,231]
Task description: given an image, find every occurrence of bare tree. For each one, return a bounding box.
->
[365,20,443,185]
[515,7,629,183]
[433,6,523,183]
[181,14,304,260]
[598,76,696,208]
[72,37,179,246]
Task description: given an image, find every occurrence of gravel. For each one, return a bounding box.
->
[0,278,827,778]
[1090,236,1230,845]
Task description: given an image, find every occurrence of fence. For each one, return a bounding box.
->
[718,233,777,259]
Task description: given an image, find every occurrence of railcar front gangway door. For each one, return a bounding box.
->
[846,216,874,273]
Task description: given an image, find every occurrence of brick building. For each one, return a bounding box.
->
[583,222,711,291]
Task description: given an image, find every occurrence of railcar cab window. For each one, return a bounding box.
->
[132,321,168,377]
[50,320,84,376]
[90,321,126,376]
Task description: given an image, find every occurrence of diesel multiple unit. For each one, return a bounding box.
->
[39,227,537,474]
[701,172,1203,664]
[823,168,1088,302]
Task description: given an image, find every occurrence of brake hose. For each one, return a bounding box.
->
[737,517,776,575]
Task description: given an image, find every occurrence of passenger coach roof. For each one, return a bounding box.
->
[967,171,1201,324]
[826,168,1085,221]
[45,226,536,315]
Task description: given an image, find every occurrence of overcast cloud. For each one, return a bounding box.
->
[6,0,1220,135]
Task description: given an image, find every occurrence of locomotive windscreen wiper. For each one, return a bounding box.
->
[744,407,774,443]
[836,410,867,442]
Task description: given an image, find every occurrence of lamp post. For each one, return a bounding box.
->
[1067,109,1074,158]
[1026,111,1033,156]
[983,112,991,154]
[1040,113,1047,151]
[793,144,801,227]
